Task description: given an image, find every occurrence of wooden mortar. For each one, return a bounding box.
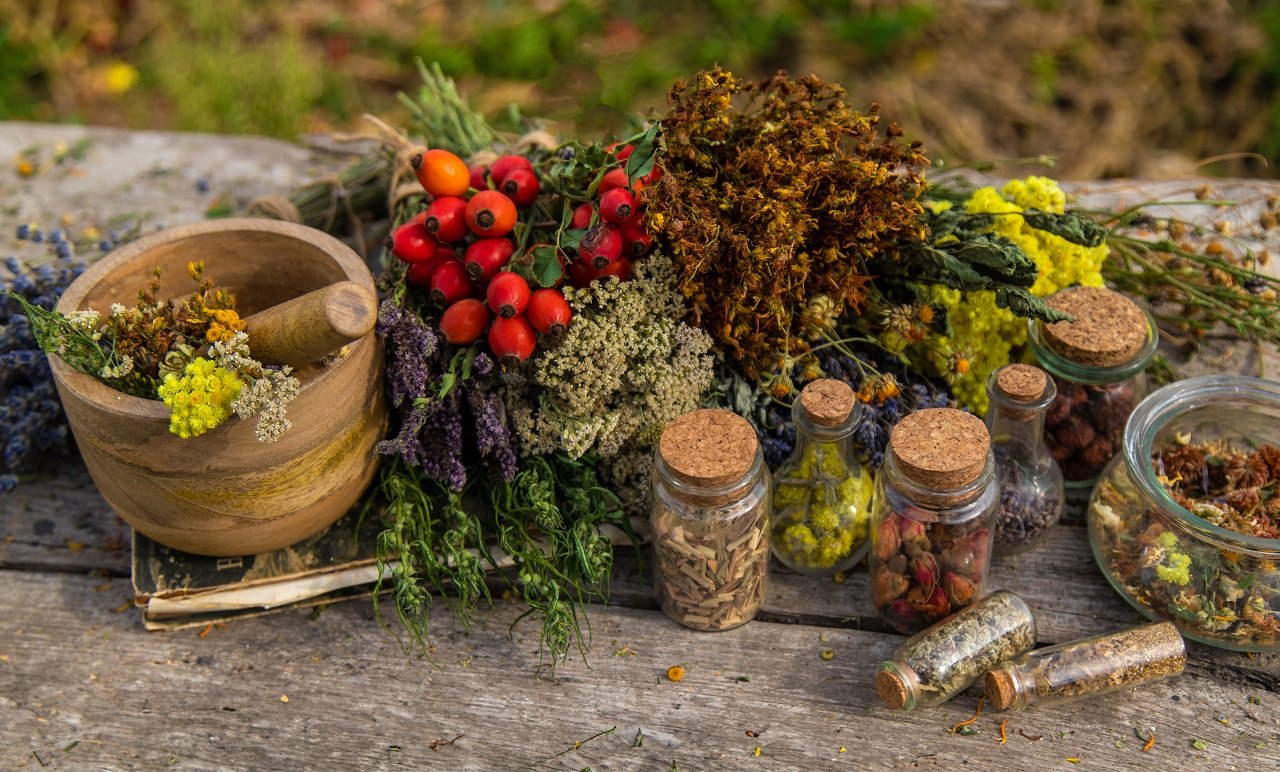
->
[50,219,388,557]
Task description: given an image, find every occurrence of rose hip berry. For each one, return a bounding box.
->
[387,221,439,264]
[423,196,470,242]
[464,237,515,283]
[429,259,473,306]
[571,202,595,229]
[620,219,652,257]
[406,260,437,287]
[439,298,491,345]
[469,163,490,191]
[489,154,534,185]
[412,148,470,198]
[486,271,531,319]
[488,315,536,364]
[527,289,572,335]
[591,255,633,282]
[598,167,629,193]
[466,190,518,237]
[579,223,623,270]
[609,142,634,162]
[599,187,636,224]
[567,259,595,289]
[501,168,540,207]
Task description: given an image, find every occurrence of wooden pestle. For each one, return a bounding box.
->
[242,281,377,368]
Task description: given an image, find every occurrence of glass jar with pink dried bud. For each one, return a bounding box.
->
[868,408,998,635]
[1028,286,1158,491]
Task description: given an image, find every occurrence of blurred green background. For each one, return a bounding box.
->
[2,0,1279,179]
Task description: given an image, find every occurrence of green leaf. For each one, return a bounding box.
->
[531,245,564,288]
[995,287,1074,322]
[558,227,587,254]
[1022,210,1107,247]
[624,122,660,185]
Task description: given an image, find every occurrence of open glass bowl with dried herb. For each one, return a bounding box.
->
[1088,375,1280,652]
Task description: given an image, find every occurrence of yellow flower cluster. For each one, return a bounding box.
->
[156,357,242,439]
[930,176,1109,413]
[773,441,873,571]
[1154,530,1193,586]
[205,308,246,343]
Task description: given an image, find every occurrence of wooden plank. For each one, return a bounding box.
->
[1,569,1276,770]
[4,459,1277,686]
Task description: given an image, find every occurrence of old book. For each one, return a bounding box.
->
[132,508,650,631]
[132,508,385,631]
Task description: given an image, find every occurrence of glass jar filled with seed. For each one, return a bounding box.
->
[986,364,1065,555]
[771,379,875,577]
[652,408,771,631]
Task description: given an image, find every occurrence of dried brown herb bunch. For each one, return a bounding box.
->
[649,68,929,381]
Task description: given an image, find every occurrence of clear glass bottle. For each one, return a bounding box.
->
[1027,286,1158,490]
[868,408,999,635]
[771,379,874,577]
[652,408,771,631]
[985,622,1185,711]
[986,364,1065,555]
[1089,375,1280,652]
[876,590,1037,711]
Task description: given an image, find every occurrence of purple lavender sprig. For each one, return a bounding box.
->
[2,255,86,490]
[374,300,518,490]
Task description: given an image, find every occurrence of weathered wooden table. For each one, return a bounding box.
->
[2,123,1278,769]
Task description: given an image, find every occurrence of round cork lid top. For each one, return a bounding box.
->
[799,379,856,427]
[889,408,990,489]
[1043,286,1147,367]
[658,409,759,486]
[994,364,1048,403]
[875,669,910,710]
[985,669,1018,711]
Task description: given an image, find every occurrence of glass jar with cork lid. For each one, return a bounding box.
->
[868,408,998,635]
[986,364,1065,555]
[652,408,771,631]
[1028,286,1158,489]
[770,379,874,577]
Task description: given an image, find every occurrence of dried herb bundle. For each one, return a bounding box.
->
[650,68,929,380]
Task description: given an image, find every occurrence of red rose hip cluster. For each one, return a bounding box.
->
[386,148,573,364]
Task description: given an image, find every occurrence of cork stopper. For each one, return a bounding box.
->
[799,379,856,427]
[889,408,990,489]
[875,669,911,710]
[985,668,1018,711]
[1043,287,1147,367]
[658,409,759,486]
[995,364,1048,403]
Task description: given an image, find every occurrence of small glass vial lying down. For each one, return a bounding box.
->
[875,590,1037,711]
[985,621,1186,711]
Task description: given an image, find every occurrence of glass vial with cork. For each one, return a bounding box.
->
[868,408,998,635]
[1028,286,1158,489]
[770,379,874,577]
[986,364,1065,555]
[876,590,1037,711]
[652,408,771,631]
[985,621,1186,711]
